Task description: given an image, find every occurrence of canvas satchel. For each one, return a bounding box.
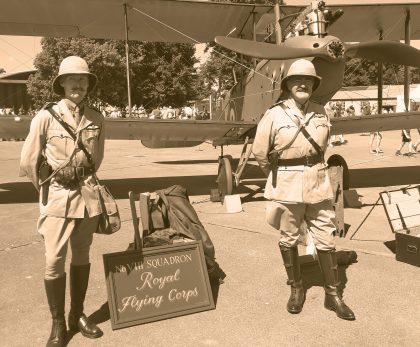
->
[94,175,121,235]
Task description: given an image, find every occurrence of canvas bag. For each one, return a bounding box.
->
[94,175,121,235]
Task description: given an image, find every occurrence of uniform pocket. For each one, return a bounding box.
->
[46,129,73,160]
[277,124,299,144]
[80,128,100,158]
[272,169,303,202]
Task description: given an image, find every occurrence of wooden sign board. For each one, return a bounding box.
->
[103,241,215,330]
[380,186,420,233]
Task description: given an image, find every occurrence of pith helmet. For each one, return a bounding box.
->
[52,56,97,95]
[281,59,322,91]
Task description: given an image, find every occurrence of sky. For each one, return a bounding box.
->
[0,36,42,73]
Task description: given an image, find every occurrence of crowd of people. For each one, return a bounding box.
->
[99,104,210,120]
[0,104,211,121]
[325,100,420,156]
[0,107,36,117]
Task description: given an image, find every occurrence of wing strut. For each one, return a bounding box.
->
[404,9,411,112]
[378,30,383,114]
[124,4,132,117]
[274,1,282,45]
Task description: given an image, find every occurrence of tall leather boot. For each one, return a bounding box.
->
[44,275,67,347]
[279,245,305,314]
[68,264,103,339]
[317,249,356,321]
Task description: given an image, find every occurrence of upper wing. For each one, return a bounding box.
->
[327,1,420,42]
[255,1,420,42]
[0,0,271,43]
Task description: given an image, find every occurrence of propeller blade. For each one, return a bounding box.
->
[345,41,420,68]
[215,36,314,60]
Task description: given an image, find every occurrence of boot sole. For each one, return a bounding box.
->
[80,330,104,339]
[287,308,302,314]
[325,304,356,321]
[287,295,306,314]
[69,324,104,338]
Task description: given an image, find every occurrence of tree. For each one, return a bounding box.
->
[27,37,199,110]
[198,42,252,100]
[343,59,420,87]
[343,57,420,87]
[0,68,5,74]
[129,42,199,107]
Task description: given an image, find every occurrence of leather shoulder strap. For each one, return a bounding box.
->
[279,104,323,155]
[46,106,95,168]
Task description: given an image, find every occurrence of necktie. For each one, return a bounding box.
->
[73,106,82,126]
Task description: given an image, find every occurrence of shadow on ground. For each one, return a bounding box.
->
[384,240,396,254]
[4,165,420,204]
[349,165,420,188]
[299,250,358,298]
[0,175,255,203]
[301,261,353,297]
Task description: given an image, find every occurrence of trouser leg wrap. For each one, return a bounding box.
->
[44,275,67,347]
[317,249,355,321]
[279,244,305,314]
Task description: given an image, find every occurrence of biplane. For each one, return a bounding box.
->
[2,0,420,200]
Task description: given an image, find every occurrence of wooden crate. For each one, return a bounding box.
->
[380,186,420,267]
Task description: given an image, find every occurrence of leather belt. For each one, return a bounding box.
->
[73,166,95,178]
[55,166,96,188]
[277,154,324,167]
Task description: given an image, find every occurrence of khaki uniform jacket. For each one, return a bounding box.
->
[252,99,333,204]
[19,99,105,218]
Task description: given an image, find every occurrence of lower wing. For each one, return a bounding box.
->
[3,114,420,145]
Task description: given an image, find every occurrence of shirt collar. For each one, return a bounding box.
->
[63,98,84,113]
[285,99,308,118]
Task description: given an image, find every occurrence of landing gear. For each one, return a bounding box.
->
[215,137,256,202]
[217,155,234,202]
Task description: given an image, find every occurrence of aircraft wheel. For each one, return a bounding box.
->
[217,156,234,201]
[327,154,349,190]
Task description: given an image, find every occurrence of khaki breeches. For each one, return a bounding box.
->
[266,199,336,251]
[37,212,99,279]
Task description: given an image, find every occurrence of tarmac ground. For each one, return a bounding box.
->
[1,130,420,346]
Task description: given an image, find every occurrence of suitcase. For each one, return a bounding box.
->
[380,186,420,267]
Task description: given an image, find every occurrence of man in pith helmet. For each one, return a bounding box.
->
[20,56,105,346]
[252,59,355,320]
